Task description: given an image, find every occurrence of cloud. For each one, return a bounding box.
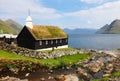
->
[0,0,120,29]
[80,0,108,4]
[0,0,62,20]
[63,0,120,29]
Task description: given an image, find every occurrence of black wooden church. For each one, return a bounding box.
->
[17,15,68,50]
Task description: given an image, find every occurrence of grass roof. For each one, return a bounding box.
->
[28,25,67,39]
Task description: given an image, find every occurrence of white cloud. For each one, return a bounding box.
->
[63,0,120,29]
[80,0,108,4]
[0,0,62,20]
[1,0,120,29]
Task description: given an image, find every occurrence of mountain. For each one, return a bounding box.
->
[0,19,23,34]
[0,19,18,34]
[97,19,120,34]
[64,28,96,34]
[6,19,23,33]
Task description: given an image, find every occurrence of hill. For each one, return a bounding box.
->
[6,19,23,33]
[96,19,120,34]
[0,19,22,34]
[64,28,96,34]
[0,19,18,34]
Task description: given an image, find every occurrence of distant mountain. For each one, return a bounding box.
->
[0,19,18,34]
[6,19,23,33]
[97,19,120,34]
[64,28,96,34]
[0,19,23,34]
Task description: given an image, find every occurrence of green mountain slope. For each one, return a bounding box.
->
[0,19,17,34]
[97,19,120,34]
[6,19,23,33]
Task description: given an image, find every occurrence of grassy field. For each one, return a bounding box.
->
[0,49,92,68]
[40,47,76,52]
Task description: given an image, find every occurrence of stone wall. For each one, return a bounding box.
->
[0,41,89,59]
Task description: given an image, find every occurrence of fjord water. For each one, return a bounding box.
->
[68,34,120,50]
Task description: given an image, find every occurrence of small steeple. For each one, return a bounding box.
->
[28,9,30,16]
[25,9,33,29]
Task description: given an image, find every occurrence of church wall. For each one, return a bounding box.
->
[17,27,35,49]
[35,38,68,50]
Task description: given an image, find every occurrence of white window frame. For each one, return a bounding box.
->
[46,40,48,45]
[39,41,42,45]
[56,40,58,44]
[51,40,53,44]
[66,39,68,43]
[60,39,62,43]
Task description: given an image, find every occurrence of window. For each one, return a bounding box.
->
[56,40,58,44]
[46,40,48,45]
[39,41,42,45]
[60,39,62,43]
[66,39,68,43]
[51,40,53,44]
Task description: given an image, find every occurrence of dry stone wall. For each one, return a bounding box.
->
[0,41,89,59]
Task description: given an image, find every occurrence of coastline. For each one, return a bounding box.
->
[0,41,120,81]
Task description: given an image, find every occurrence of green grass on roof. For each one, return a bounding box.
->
[29,25,67,39]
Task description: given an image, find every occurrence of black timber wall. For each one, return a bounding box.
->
[17,27,35,49]
[35,38,68,49]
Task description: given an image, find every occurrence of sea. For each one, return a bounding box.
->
[68,34,120,50]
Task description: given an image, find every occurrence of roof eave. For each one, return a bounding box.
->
[35,37,68,40]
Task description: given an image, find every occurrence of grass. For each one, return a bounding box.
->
[29,25,67,39]
[0,19,18,34]
[0,49,92,68]
[41,47,76,53]
[40,53,92,68]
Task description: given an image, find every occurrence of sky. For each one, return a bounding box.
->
[0,0,120,29]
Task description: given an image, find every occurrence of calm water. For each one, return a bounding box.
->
[68,34,120,50]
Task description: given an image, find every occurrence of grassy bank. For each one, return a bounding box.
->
[0,49,92,68]
[92,71,120,81]
[40,47,76,53]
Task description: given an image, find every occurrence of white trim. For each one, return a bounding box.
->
[0,34,17,38]
[36,45,68,51]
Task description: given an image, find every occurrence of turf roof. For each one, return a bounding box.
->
[27,25,67,39]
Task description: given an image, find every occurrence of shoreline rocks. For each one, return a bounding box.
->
[0,41,120,81]
[0,76,28,81]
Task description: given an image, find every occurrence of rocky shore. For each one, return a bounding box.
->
[54,51,120,81]
[0,41,120,81]
[0,51,120,81]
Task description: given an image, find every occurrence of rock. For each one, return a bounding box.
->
[85,58,104,73]
[103,73,110,77]
[48,69,53,73]
[40,77,45,81]
[86,62,101,73]
[103,63,113,77]
[25,73,30,77]
[48,76,53,79]
[0,76,28,81]
[106,64,113,70]
[55,74,65,81]
[10,68,19,74]
[76,68,88,76]
[64,74,79,81]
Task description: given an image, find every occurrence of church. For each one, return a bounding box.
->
[17,15,68,50]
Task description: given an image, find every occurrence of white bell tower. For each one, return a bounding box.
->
[25,9,33,29]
